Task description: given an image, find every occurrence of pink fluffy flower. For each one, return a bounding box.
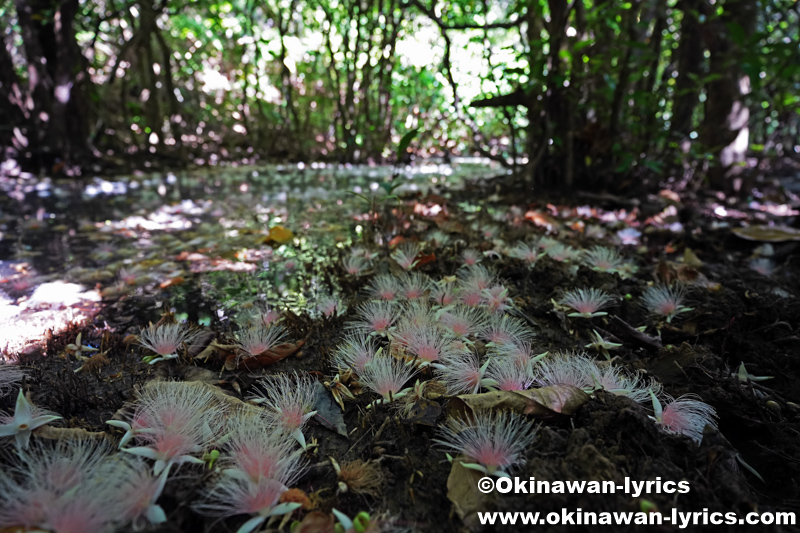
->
[461,249,482,267]
[193,477,300,533]
[439,305,489,338]
[651,393,717,444]
[399,272,431,300]
[546,243,580,263]
[508,242,541,266]
[459,265,494,291]
[348,301,398,335]
[490,341,544,369]
[398,301,436,328]
[434,350,489,395]
[640,284,691,323]
[391,242,421,270]
[482,284,512,313]
[220,414,303,485]
[360,355,418,402]
[332,334,379,374]
[458,280,485,307]
[115,462,170,528]
[192,415,306,533]
[583,246,625,274]
[484,357,535,391]
[560,288,614,318]
[481,315,535,347]
[0,439,165,533]
[435,411,537,477]
[342,255,369,276]
[393,323,456,366]
[136,322,203,364]
[244,304,281,328]
[251,373,318,449]
[431,282,459,306]
[116,381,226,475]
[235,325,288,358]
[534,351,597,390]
[316,294,341,317]
[366,275,402,302]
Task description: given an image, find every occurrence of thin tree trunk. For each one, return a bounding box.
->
[670,0,704,138]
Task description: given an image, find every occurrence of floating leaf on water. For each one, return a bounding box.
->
[682,248,703,267]
[159,276,185,288]
[732,225,800,242]
[524,210,559,231]
[266,225,294,244]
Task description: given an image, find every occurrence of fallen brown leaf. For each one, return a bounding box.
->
[291,511,335,533]
[224,340,306,370]
[448,385,590,419]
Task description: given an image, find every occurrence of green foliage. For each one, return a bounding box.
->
[0,0,796,185]
[396,128,421,162]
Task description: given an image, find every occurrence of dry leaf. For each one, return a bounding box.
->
[415,252,436,268]
[448,386,590,420]
[223,340,306,370]
[446,459,492,531]
[291,511,335,533]
[35,426,107,441]
[194,340,237,362]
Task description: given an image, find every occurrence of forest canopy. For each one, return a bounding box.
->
[0,0,798,190]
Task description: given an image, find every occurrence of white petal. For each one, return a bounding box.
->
[27,415,61,431]
[0,424,19,437]
[146,504,167,524]
[14,430,32,450]
[122,446,160,460]
[236,515,266,533]
[13,390,32,421]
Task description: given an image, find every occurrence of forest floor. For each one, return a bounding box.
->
[1,164,799,532]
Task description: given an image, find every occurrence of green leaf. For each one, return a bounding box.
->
[396,127,420,161]
[727,22,746,46]
[644,160,663,173]
[346,191,371,204]
[615,153,634,172]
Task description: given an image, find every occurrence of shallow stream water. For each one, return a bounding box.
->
[0,160,502,350]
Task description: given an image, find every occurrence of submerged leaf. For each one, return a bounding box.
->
[732,225,800,242]
[265,225,294,244]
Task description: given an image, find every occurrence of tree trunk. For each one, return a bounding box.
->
[670,0,704,139]
[12,0,90,169]
[702,0,757,191]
